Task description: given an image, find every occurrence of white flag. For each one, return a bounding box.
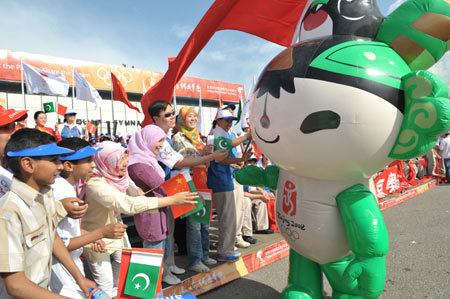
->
[196,86,202,134]
[74,71,102,110]
[22,62,69,96]
[241,77,255,129]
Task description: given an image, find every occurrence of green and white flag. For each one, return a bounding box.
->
[190,191,212,224]
[43,102,55,113]
[207,135,232,155]
[124,251,163,299]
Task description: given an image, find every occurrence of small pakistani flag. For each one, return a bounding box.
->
[124,251,163,299]
[190,191,212,224]
[207,135,232,155]
[43,102,55,113]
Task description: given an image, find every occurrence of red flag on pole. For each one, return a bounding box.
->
[86,121,98,134]
[140,0,308,127]
[57,104,67,116]
[111,72,142,113]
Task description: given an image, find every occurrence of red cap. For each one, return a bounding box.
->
[0,107,28,127]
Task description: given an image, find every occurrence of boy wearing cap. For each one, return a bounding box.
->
[0,129,96,298]
[59,110,87,140]
[50,138,127,298]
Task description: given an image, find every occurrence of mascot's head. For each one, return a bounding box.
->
[250,0,450,181]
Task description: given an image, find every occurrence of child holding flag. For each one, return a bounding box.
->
[81,141,197,297]
[0,129,96,298]
[50,138,128,298]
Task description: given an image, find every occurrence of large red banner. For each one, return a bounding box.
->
[0,49,244,102]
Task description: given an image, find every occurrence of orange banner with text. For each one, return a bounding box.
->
[0,49,244,102]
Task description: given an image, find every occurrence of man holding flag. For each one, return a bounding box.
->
[147,100,229,283]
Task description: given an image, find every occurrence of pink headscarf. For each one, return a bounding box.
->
[92,141,130,193]
[128,124,167,180]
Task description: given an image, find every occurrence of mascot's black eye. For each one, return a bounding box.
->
[300,110,341,134]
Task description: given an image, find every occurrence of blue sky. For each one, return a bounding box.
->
[1,0,448,93]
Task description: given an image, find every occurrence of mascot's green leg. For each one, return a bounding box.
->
[321,255,362,299]
[282,249,323,299]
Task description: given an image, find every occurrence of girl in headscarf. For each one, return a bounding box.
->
[172,106,218,273]
[82,141,197,297]
[128,124,181,285]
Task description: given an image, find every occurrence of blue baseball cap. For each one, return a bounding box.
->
[61,146,103,161]
[7,143,74,157]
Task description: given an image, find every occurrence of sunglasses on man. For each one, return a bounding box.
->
[163,111,175,118]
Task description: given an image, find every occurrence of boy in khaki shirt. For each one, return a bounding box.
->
[0,129,96,299]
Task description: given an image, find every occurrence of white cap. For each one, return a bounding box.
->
[65,109,77,115]
[216,108,238,120]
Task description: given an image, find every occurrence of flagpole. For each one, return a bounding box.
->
[197,86,203,134]
[56,96,59,125]
[71,68,75,109]
[20,57,26,109]
[5,92,9,109]
[99,106,103,134]
[85,98,89,124]
[123,102,128,135]
[110,70,115,131]
[141,78,145,131]
[172,88,177,112]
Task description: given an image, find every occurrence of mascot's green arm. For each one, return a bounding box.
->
[235,165,279,190]
[336,184,388,298]
[336,184,389,255]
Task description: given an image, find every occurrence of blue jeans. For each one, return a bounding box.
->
[186,217,210,267]
[444,158,450,182]
[143,237,171,262]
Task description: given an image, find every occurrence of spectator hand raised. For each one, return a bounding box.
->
[90,240,106,253]
[168,192,198,205]
[200,144,214,155]
[211,148,228,162]
[61,197,88,219]
[101,223,128,239]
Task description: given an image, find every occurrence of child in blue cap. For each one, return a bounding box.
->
[0,128,96,298]
[50,137,128,298]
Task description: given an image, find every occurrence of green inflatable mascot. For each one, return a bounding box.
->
[235,0,450,298]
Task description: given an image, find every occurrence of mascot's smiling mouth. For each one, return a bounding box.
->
[255,128,280,144]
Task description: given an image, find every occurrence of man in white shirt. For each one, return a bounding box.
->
[147,100,228,284]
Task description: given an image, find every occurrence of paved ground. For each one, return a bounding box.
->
[198,183,450,299]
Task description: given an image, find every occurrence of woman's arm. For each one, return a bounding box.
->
[65,223,127,251]
[173,149,228,169]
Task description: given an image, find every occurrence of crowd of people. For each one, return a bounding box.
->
[372,132,450,189]
[0,101,277,298]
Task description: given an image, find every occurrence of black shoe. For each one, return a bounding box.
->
[255,229,275,234]
[243,236,257,244]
